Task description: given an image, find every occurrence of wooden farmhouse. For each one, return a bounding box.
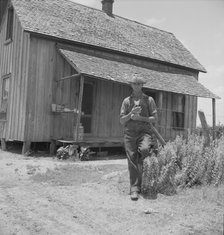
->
[0,0,219,154]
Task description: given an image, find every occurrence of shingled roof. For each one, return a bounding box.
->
[12,0,206,72]
[59,49,218,99]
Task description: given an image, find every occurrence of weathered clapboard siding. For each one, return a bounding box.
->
[22,37,199,143]
[25,37,56,141]
[165,92,171,140]
[52,51,78,139]
[0,6,30,141]
[155,91,195,141]
[91,79,130,138]
[185,95,197,132]
[0,7,12,138]
[51,64,131,141]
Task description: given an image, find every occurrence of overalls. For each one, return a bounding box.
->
[120,93,157,193]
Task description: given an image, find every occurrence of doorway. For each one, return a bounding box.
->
[81,82,94,134]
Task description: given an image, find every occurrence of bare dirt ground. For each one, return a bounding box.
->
[0,150,223,235]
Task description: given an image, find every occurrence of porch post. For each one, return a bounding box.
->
[212,98,216,140]
[158,92,163,110]
[74,75,84,141]
[198,110,210,147]
[158,91,163,133]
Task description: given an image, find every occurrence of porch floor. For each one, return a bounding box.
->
[56,137,124,148]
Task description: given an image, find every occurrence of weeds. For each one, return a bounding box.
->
[142,131,224,196]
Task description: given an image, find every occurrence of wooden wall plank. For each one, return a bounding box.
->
[52,51,78,140]
[188,96,193,133]
[0,8,29,141]
[165,93,172,140]
[13,17,23,139]
[26,37,37,141]
[24,37,57,141]
[192,96,197,130]
[160,92,167,140]
[21,33,30,141]
[92,78,99,136]
[74,75,84,141]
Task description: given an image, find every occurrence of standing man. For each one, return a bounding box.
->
[120,74,158,201]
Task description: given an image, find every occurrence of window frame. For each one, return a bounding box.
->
[172,94,185,130]
[0,74,11,121]
[5,6,14,43]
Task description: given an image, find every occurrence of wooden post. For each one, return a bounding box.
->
[184,95,189,139]
[49,139,56,155]
[158,92,163,109]
[150,123,166,146]
[158,91,163,134]
[56,73,81,82]
[212,98,216,140]
[74,75,84,141]
[22,141,31,155]
[1,138,6,151]
[198,110,210,147]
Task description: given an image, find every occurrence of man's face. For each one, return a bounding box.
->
[131,82,143,93]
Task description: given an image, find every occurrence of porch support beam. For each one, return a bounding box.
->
[22,141,31,155]
[1,138,6,151]
[158,91,163,132]
[56,73,81,82]
[74,75,84,141]
[212,98,216,140]
[49,139,56,155]
[198,110,210,147]
[158,91,163,110]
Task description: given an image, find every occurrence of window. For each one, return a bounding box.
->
[0,75,10,120]
[172,94,185,130]
[5,6,14,41]
[173,112,184,129]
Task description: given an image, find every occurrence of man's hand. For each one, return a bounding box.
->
[131,113,141,120]
[120,105,142,125]
[131,106,141,115]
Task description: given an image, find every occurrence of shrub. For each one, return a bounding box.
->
[196,123,224,139]
[142,132,224,196]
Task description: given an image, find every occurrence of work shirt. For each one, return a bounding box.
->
[120,93,157,134]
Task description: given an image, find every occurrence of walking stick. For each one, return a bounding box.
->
[149,123,166,146]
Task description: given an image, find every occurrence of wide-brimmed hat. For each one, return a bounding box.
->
[127,74,146,84]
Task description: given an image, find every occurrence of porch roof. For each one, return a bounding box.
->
[59,49,219,99]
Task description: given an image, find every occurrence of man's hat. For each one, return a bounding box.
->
[127,74,146,84]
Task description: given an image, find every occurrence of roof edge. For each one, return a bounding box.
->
[81,72,220,99]
[60,48,219,99]
[27,30,206,73]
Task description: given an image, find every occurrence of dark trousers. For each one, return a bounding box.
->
[124,131,154,193]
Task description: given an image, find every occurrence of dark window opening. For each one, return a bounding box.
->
[81,82,94,134]
[172,94,185,130]
[6,7,14,41]
[172,112,184,129]
[0,75,10,120]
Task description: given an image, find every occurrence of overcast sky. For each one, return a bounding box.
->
[71,0,224,126]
